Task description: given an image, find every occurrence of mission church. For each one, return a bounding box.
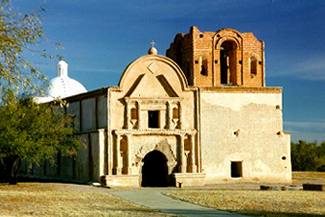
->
[28,26,292,187]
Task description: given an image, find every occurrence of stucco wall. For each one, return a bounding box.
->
[199,89,291,183]
[97,95,107,128]
[81,98,96,131]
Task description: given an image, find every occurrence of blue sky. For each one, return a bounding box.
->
[14,0,325,142]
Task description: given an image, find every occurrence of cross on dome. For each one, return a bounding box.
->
[148,40,158,55]
[150,40,155,48]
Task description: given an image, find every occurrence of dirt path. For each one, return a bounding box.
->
[111,188,251,217]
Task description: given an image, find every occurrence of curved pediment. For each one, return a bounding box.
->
[119,55,189,98]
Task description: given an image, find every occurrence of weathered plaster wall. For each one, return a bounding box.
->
[66,93,107,133]
[200,88,291,183]
[81,98,96,131]
[97,95,108,128]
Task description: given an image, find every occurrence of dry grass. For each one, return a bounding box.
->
[165,190,325,217]
[165,171,325,217]
[0,183,168,217]
[1,172,324,217]
[293,171,325,184]
[163,172,325,217]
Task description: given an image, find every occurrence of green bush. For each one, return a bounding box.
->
[291,140,325,171]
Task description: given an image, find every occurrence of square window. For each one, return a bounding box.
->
[231,161,242,178]
[148,110,159,128]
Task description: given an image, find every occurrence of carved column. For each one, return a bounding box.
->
[236,49,242,85]
[178,134,186,173]
[115,134,122,175]
[168,101,173,129]
[227,56,230,84]
[178,103,182,129]
[125,101,130,129]
[190,134,197,172]
[126,134,132,175]
[137,101,141,130]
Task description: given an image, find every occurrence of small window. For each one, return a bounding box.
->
[201,60,208,76]
[199,57,208,76]
[250,57,257,76]
[231,161,242,178]
[148,110,159,128]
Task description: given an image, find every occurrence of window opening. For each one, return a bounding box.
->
[148,110,159,128]
[250,56,257,77]
[220,40,237,85]
[199,56,208,76]
[231,161,242,178]
[201,60,208,76]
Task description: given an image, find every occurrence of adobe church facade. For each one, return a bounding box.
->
[25,27,291,186]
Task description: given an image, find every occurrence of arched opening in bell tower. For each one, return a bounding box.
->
[220,40,237,85]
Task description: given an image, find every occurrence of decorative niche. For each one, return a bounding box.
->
[129,102,139,129]
[171,102,180,129]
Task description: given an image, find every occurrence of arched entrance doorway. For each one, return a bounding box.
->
[141,150,169,187]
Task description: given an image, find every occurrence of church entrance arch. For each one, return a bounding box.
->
[141,150,169,187]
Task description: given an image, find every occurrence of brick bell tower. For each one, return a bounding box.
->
[166,26,265,87]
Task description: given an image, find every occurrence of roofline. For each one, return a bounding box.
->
[62,86,110,102]
[199,86,282,93]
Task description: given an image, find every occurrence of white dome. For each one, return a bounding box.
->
[48,76,87,98]
[47,60,87,98]
[34,60,87,104]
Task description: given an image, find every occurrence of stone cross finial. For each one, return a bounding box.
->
[148,40,158,55]
[150,40,155,48]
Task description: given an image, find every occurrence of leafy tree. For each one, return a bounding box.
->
[0,1,81,184]
[291,140,325,171]
[0,91,81,184]
[316,142,325,171]
[0,0,47,97]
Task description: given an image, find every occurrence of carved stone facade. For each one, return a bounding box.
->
[23,27,291,187]
[104,54,201,186]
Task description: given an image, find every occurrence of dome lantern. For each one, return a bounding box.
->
[57,60,68,77]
